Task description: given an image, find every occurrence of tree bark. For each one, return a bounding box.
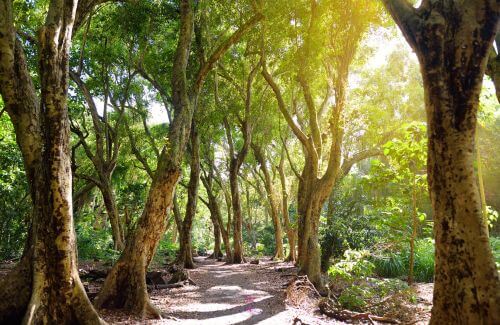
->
[94,2,260,316]
[222,63,260,264]
[201,167,232,261]
[94,1,194,317]
[70,70,126,251]
[177,123,200,269]
[252,143,284,259]
[382,1,499,323]
[277,151,296,262]
[100,178,125,250]
[228,156,246,263]
[0,0,105,323]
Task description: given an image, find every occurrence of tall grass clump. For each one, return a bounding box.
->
[371,238,434,282]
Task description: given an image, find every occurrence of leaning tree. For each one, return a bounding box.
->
[94,0,262,317]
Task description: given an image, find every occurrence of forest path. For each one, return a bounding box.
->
[143,257,331,324]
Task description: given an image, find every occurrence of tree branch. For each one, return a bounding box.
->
[193,12,264,94]
[380,0,420,50]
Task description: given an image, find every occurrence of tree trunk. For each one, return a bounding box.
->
[229,163,245,263]
[408,173,418,285]
[94,0,195,317]
[177,124,200,269]
[94,163,181,317]
[296,165,324,288]
[382,1,499,323]
[28,1,103,322]
[0,0,105,323]
[278,152,296,262]
[202,172,232,260]
[244,186,257,250]
[211,219,223,259]
[320,193,336,272]
[252,143,284,259]
[100,178,125,250]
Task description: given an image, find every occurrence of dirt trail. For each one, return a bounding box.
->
[102,256,332,324]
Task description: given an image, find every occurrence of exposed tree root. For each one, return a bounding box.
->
[0,255,32,324]
[94,260,162,320]
[292,316,311,325]
[285,275,321,308]
[319,298,399,324]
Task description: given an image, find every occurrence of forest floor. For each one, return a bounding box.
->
[0,257,433,324]
[99,256,335,324]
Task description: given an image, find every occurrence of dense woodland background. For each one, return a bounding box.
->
[0,0,499,324]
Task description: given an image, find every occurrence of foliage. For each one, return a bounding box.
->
[490,237,500,268]
[152,236,178,266]
[328,250,375,282]
[327,249,414,312]
[372,238,435,282]
[321,176,378,262]
[0,112,29,260]
[76,218,120,263]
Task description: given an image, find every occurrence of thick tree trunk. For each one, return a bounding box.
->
[296,177,324,288]
[382,1,499,323]
[177,125,200,269]
[94,164,181,317]
[0,0,105,323]
[25,2,104,322]
[94,0,196,317]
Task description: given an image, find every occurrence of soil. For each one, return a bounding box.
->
[99,257,334,324]
[0,257,433,324]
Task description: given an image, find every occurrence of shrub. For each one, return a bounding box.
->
[76,223,119,262]
[490,237,500,268]
[328,250,375,282]
[371,238,434,282]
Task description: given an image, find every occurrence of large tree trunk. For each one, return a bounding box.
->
[296,159,325,288]
[94,1,194,316]
[94,162,181,317]
[94,1,261,316]
[382,1,499,323]
[0,0,105,323]
[177,124,200,269]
